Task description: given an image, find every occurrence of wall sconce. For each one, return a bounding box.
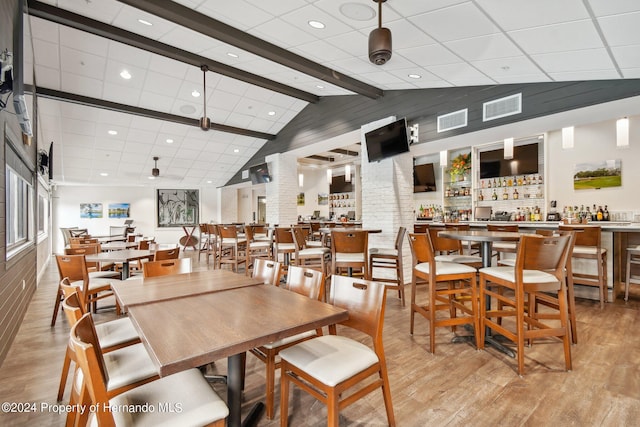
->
[562,126,574,149]
[298,173,304,187]
[345,164,351,182]
[326,168,332,184]
[439,150,447,168]
[503,137,514,159]
[617,117,629,148]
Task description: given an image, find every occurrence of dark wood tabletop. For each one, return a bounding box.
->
[112,269,263,309]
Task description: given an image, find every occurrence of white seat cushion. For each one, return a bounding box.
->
[70,278,118,292]
[261,330,317,350]
[572,245,606,255]
[249,241,271,249]
[95,317,140,349]
[299,247,329,257]
[369,247,397,257]
[279,335,378,387]
[435,254,482,264]
[100,368,228,427]
[306,240,323,248]
[479,266,559,284]
[415,261,477,276]
[335,252,365,263]
[493,242,517,251]
[276,243,296,251]
[221,238,246,245]
[104,343,159,391]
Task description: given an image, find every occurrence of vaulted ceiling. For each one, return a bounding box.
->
[23,0,640,187]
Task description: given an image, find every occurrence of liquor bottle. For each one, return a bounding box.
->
[478,191,484,202]
[492,189,498,200]
[508,177,513,187]
[497,178,501,187]
[597,206,604,221]
[517,176,523,186]
[604,205,610,221]
[502,189,508,200]
[502,177,507,187]
[488,179,492,188]
[585,206,591,222]
[513,189,519,200]
[592,204,597,222]
[419,204,424,218]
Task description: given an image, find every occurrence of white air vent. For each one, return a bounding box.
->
[242,170,249,180]
[437,109,468,133]
[483,93,522,122]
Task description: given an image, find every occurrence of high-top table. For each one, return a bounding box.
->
[439,230,523,357]
[85,249,154,280]
[127,284,348,427]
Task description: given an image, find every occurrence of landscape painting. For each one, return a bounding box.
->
[108,203,130,218]
[573,159,621,190]
[80,203,102,219]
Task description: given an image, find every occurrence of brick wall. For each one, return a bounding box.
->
[265,153,298,227]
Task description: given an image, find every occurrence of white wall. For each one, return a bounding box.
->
[52,185,219,253]
[297,168,330,219]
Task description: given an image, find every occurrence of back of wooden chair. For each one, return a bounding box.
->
[62,291,86,327]
[142,258,192,278]
[252,258,282,286]
[138,239,155,250]
[286,266,324,301]
[153,246,180,261]
[274,227,293,244]
[60,277,84,302]
[487,224,519,232]
[56,254,89,283]
[291,227,307,251]
[218,224,240,240]
[428,226,463,254]
[407,232,434,266]
[515,234,571,277]
[394,226,407,251]
[328,275,387,345]
[331,230,368,254]
[559,224,600,247]
[69,237,98,247]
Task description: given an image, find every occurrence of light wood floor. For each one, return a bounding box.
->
[1,252,640,426]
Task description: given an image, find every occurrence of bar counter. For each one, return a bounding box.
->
[414,220,640,302]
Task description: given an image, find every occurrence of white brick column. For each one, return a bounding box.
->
[265,152,298,227]
[361,117,414,283]
[220,186,238,223]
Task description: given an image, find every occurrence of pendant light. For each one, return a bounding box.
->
[199,65,211,131]
[369,0,392,65]
[345,164,352,182]
[503,137,514,159]
[617,117,629,148]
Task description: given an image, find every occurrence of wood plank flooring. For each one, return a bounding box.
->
[1,252,639,426]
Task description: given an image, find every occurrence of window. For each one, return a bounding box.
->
[7,166,34,254]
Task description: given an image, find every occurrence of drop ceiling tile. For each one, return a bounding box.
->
[33,39,60,69]
[110,5,175,40]
[382,19,437,50]
[174,148,201,161]
[395,43,461,67]
[147,55,189,80]
[532,48,615,73]
[159,26,223,54]
[123,141,154,154]
[60,47,106,80]
[97,109,132,126]
[197,0,274,30]
[387,68,444,84]
[34,65,61,90]
[104,60,147,89]
[369,52,419,71]
[324,30,369,58]
[292,40,352,63]
[93,149,122,163]
[408,2,500,43]
[427,62,496,85]
[356,71,406,86]
[208,89,242,111]
[125,128,156,144]
[59,26,109,57]
[215,76,251,97]
[28,16,59,41]
[331,56,383,75]
[598,11,640,46]
[549,69,620,81]
[56,0,124,23]
[251,18,316,48]
[245,0,308,16]
[588,0,640,16]
[61,72,104,99]
[611,45,640,68]
[475,0,589,31]
[107,42,151,69]
[170,158,195,168]
[622,68,640,78]
[102,82,142,105]
[508,20,604,54]
[95,138,125,152]
[130,115,163,131]
[445,33,524,61]
[142,71,182,97]
[387,0,468,16]
[472,56,544,78]
[280,4,355,39]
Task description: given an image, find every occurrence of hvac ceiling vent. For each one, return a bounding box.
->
[437,109,468,133]
[483,93,522,122]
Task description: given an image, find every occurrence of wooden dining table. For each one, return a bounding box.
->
[99,241,138,251]
[85,249,154,280]
[127,284,348,427]
[111,269,263,310]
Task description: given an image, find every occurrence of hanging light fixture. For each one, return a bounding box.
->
[199,65,211,131]
[439,150,448,168]
[326,168,332,184]
[562,126,574,149]
[345,164,352,182]
[369,0,392,65]
[503,137,514,159]
[298,173,304,187]
[617,117,629,148]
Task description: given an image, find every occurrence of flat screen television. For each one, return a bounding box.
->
[413,163,436,193]
[479,142,539,179]
[249,163,271,184]
[330,175,353,193]
[364,118,410,163]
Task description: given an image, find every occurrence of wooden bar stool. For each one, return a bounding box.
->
[368,226,407,306]
[625,246,640,301]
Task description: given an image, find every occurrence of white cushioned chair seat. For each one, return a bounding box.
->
[279,335,378,387]
[572,245,606,255]
[305,240,323,248]
[261,330,317,350]
[104,343,159,391]
[70,277,119,291]
[493,242,517,250]
[299,247,329,257]
[434,254,482,264]
[415,261,477,276]
[335,253,365,263]
[369,247,398,257]
[221,238,246,245]
[93,368,228,427]
[497,258,516,267]
[276,243,296,251]
[95,317,140,349]
[249,241,271,249]
[479,266,559,284]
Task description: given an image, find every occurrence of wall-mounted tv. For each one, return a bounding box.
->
[414,163,436,193]
[249,163,271,184]
[330,175,353,194]
[479,142,539,179]
[364,118,410,163]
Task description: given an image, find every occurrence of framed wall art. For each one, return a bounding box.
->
[574,159,621,190]
[157,189,199,227]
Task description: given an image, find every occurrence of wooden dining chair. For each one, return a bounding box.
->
[274,227,296,266]
[368,226,407,306]
[291,226,331,276]
[407,232,480,353]
[142,258,192,278]
[67,313,228,427]
[252,258,282,286]
[330,229,369,279]
[245,224,273,276]
[279,275,395,427]
[56,286,141,402]
[153,246,181,261]
[478,234,572,375]
[487,223,519,261]
[218,224,248,273]
[250,265,325,419]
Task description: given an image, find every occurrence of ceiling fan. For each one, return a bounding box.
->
[369,0,392,65]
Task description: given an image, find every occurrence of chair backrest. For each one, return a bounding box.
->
[286,266,325,301]
[252,258,282,286]
[153,246,181,261]
[138,239,155,250]
[559,224,601,248]
[69,237,98,247]
[331,230,368,254]
[535,229,554,236]
[394,227,407,251]
[514,234,571,278]
[407,233,435,266]
[487,224,519,232]
[127,234,137,243]
[62,290,87,326]
[65,244,102,270]
[427,227,463,254]
[56,254,89,283]
[218,224,239,240]
[274,227,293,244]
[291,227,307,252]
[109,226,127,237]
[142,258,192,278]
[444,223,470,230]
[328,275,386,346]
[60,277,85,305]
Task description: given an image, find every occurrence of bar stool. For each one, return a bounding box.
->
[274,227,295,266]
[331,229,369,279]
[368,227,407,306]
[625,246,640,301]
[487,223,518,261]
[559,224,607,309]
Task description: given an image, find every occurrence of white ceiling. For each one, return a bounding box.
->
[23,0,640,187]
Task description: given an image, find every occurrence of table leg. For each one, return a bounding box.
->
[121,261,130,280]
[228,353,264,427]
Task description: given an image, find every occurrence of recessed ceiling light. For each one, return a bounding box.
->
[100,172,108,177]
[148,176,155,180]
[227,52,239,58]
[180,105,197,114]
[316,85,324,89]
[268,111,276,116]
[120,69,131,80]
[166,138,174,143]
[308,20,325,29]
[408,74,421,79]
[233,148,240,153]
[108,130,118,135]
[137,19,152,26]
[191,90,201,98]
[207,180,212,184]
